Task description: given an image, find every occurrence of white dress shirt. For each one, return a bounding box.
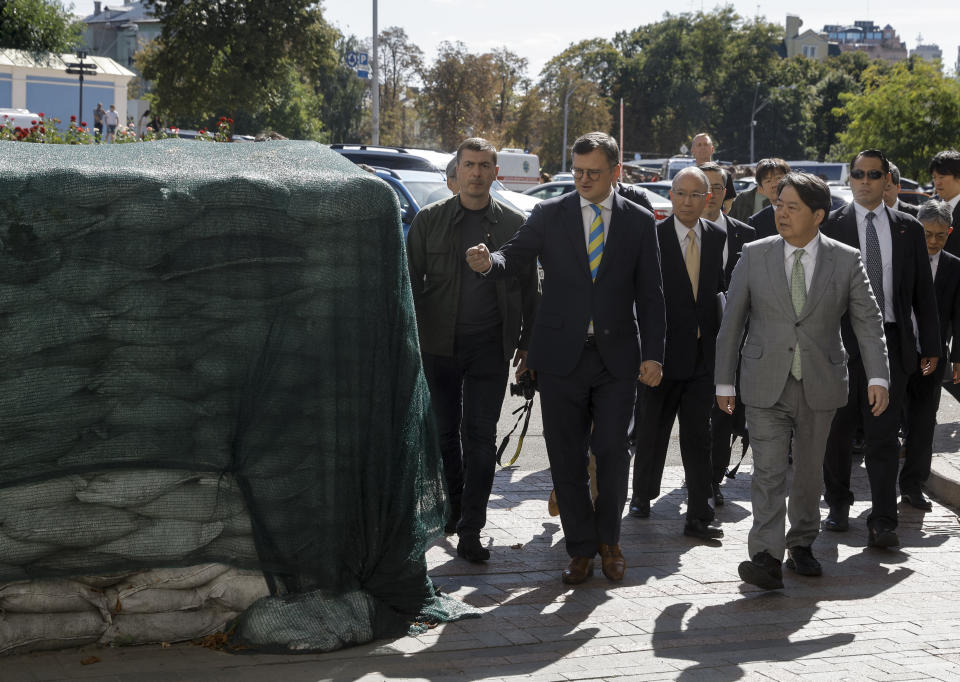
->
[854,202,895,323]
[673,217,701,256]
[947,193,960,215]
[581,190,614,335]
[716,233,887,396]
[580,190,614,248]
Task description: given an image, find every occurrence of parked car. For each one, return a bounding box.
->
[497,148,539,192]
[330,144,451,173]
[0,107,43,129]
[522,180,577,201]
[661,156,696,180]
[491,180,540,216]
[897,189,931,206]
[786,161,849,185]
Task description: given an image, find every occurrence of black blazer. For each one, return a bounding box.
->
[657,216,726,381]
[748,204,778,239]
[617,182,654,213]
[822,202,940,370]
[892,199,919,218]
[489,191,666,379]
[721,214,757,290]
[942,200,960,258]
[933,250,960,362]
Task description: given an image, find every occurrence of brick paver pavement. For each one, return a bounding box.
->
[5,460,960,681]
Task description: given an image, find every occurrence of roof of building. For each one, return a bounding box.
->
[82,2,159,25]
[0,49,136,77]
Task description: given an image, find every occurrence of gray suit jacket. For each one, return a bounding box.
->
[715,233,889,409]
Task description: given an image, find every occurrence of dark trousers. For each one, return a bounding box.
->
[901,355,946,494]
[711,389,747,485]
[538,339,635,558]
[632,341,714,522]
[421,327,508,538]
[823,326,910,531]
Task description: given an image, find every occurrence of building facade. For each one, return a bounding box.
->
[0,49,135,128]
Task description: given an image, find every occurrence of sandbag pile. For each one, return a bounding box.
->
[0,140,452,654]
[0,564,269,655]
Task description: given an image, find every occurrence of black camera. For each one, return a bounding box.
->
[510,372,537,400]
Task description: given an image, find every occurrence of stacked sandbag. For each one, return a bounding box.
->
[0,565,269,654]
[0,140,452,654]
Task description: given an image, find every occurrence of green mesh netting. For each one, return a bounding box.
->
[0,140,473,653]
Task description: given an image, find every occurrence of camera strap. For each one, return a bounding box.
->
[496,398,534,467]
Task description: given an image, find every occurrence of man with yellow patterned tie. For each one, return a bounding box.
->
[630,167,726,542]
[466,132,665,585]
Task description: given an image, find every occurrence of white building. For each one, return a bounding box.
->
[0,49,135,128]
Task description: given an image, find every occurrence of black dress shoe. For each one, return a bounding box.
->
[901,491,933,511]
[823,505,849,532]
[683,518,723,541]
[712,482,724,506]
[628,500,650,518]
[456,535,490,562]
[867,525,900,548]
[738,550,783,590]
[785,545,822,576]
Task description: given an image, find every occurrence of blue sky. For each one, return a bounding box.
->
[64,1,959,79]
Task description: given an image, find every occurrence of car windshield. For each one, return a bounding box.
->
[789,163,845,182]
[406,181,453,207]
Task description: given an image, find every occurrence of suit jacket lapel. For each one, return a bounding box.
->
[563,193,591,280]
[764,236,795,318]
[798,236,836,320]
[886,206,904,304]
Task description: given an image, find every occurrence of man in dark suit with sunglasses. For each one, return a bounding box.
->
[820,149,940,549]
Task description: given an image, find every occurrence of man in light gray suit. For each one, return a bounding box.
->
[715,173,890,590]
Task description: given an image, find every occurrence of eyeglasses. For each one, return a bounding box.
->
[709,184,725,193]
[571,167,610,181]
[850,169,885,180]
[673,190,708,201]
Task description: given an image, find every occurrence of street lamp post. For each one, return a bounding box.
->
[561,80,588,172]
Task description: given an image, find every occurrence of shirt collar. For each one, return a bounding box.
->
[853,201,886,224]
[674,217,701,241]
[931,250,942,268]
[580,189,615,211]
[784,233,820,260]
[947,193,960,211]
[454,195,502,224]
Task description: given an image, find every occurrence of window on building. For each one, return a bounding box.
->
[802,45,817,58]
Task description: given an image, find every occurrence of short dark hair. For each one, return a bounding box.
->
[777,172,832,224]
[698,161,726,186]
[572,132,620,167]
[929,150,960,178]
[851,149,890,174]
[918,199,953,227]
[755,158,790,185]
[456,137,497,165]
[445,157,457,179]
[888,162,901,186]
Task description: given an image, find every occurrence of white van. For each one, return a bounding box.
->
[0,108,43,130]
[497,148,539,192]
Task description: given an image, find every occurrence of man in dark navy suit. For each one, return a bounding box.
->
[747,159,791,239]
[901,200,960,510]
[883,163,919,218]
[699,162,756,505]
[930,150,960,257]
[467,132,666,585]
[629,167,725,541]
[821,149,940,549]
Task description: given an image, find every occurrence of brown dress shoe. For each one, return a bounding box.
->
[561,556,594,585]
[599,543,626,581]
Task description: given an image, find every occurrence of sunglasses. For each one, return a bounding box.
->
[850,169,885,180]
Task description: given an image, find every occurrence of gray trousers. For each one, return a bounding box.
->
[744,377,836,561]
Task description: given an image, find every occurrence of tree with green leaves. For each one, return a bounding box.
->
[138,0,339,138]
[376,26,423,146]
[833,57,960,181]
[0,0,82,54]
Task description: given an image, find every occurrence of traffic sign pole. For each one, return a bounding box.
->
[66,52,98,129]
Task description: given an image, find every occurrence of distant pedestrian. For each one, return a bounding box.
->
[103,105,119,143]
[93,103,105,142]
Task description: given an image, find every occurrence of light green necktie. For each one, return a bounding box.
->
[791,248,806,380]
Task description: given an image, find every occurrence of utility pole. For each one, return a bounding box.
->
[371,0,379,145]
[65,51,97,125]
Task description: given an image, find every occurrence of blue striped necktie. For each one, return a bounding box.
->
[589,204,604,280]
